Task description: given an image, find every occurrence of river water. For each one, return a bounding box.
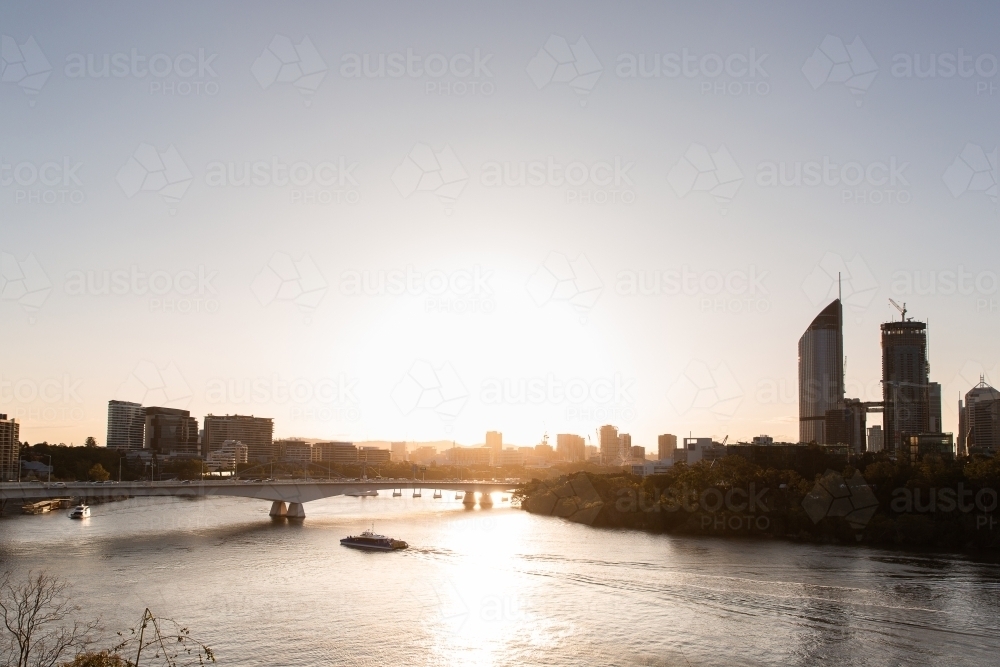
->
[1,493,998,666]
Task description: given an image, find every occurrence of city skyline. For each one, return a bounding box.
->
[2,2,998,452]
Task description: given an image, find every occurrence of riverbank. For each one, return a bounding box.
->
[515,455,1000,549]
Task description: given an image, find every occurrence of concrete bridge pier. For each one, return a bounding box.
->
[286,502,306,519]
[269,501,287,518]
[463,492,477,508]
[479,492,494,508]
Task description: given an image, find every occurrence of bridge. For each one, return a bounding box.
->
[0,479,519,519]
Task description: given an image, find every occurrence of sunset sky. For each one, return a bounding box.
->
[2,1,998,450]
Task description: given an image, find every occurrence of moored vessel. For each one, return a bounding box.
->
[68,504,90,519]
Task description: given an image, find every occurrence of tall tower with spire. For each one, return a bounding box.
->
[798,299,845,444]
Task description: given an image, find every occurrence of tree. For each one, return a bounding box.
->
[87,465,110,482]
[0,571,97,667]
[83,438,98,449]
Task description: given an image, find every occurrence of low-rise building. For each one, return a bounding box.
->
[449,446,492,466]
[284,440,320,464]
[358,446,390,464]
[206,440,248,472]
[557,433,586,462]
[314,441,358,465]
[499,448,526,467]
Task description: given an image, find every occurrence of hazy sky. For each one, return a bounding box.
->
[2,1,998,450]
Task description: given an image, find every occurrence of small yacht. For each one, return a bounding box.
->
[340,527,408,551]
[68,504,90,519]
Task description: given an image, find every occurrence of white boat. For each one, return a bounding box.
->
[345,489,378,497]
[68,504,90,519]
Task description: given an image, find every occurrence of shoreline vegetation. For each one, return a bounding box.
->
[0,570,213,667]
[514,451,1000,550]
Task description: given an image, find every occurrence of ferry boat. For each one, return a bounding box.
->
[68,504,90,519]
[340,528,408,551]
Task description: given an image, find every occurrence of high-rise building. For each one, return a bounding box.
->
[202,414,274,461]
[867,425,883,453]
[881,318,930,455]
[390,441,407,462]
[358,447,391,464]
[144,407,199,456]
[657,434,677,461]
[798,299,844,444]
[486,431,502,464]
[620,433,632,459]
[0,414,19,481]
[107,400,146,451]
[314,441,358,464]
[929,382,942,432]
[599,425,619,464]
[960,380,1000,457]
[630,445,645,461]
[556,433,586,462]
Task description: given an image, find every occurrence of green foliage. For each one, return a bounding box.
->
[519,452,1000,550]
[87,464,110,482]
[84,437,98,448]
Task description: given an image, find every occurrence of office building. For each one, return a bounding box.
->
[144,407,199,457]
[620,433,632,463]
[486,431,502,464]
[390,441,407,462]
[867,425,883,453]
[358,447,390,464]
[825,398,867,453]
[600,424,620,464]
[630,445,645,461]
[314,441,358,465]
[284,441,320,464]
[929,382,942,432]
[881,318,930,455]
[449,446,493,466]
[960,380,1000,457]
[107,400,146,451]
[657,434,677,461]
[677,437,726,465]
[0,414,19,481]
[905,432,954,463]
[798,299,844,444]
[557,433,586,462]
[751,435,773,445]
[499,448,526,467]
[202,414,274,461]
[206,440,248,472]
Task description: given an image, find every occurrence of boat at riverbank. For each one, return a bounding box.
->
[68,504,90,519]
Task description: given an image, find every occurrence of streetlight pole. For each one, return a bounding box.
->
[119,457,125,483]
[46,455,52,484]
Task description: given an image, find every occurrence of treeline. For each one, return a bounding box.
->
[515,452,1000,549]
[20,443,203,482]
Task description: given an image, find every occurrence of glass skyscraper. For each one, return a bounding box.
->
[798,299,844,444]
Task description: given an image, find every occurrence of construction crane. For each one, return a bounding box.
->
[888,298,908,321]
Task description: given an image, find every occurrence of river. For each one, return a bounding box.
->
[1,493,998,666]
